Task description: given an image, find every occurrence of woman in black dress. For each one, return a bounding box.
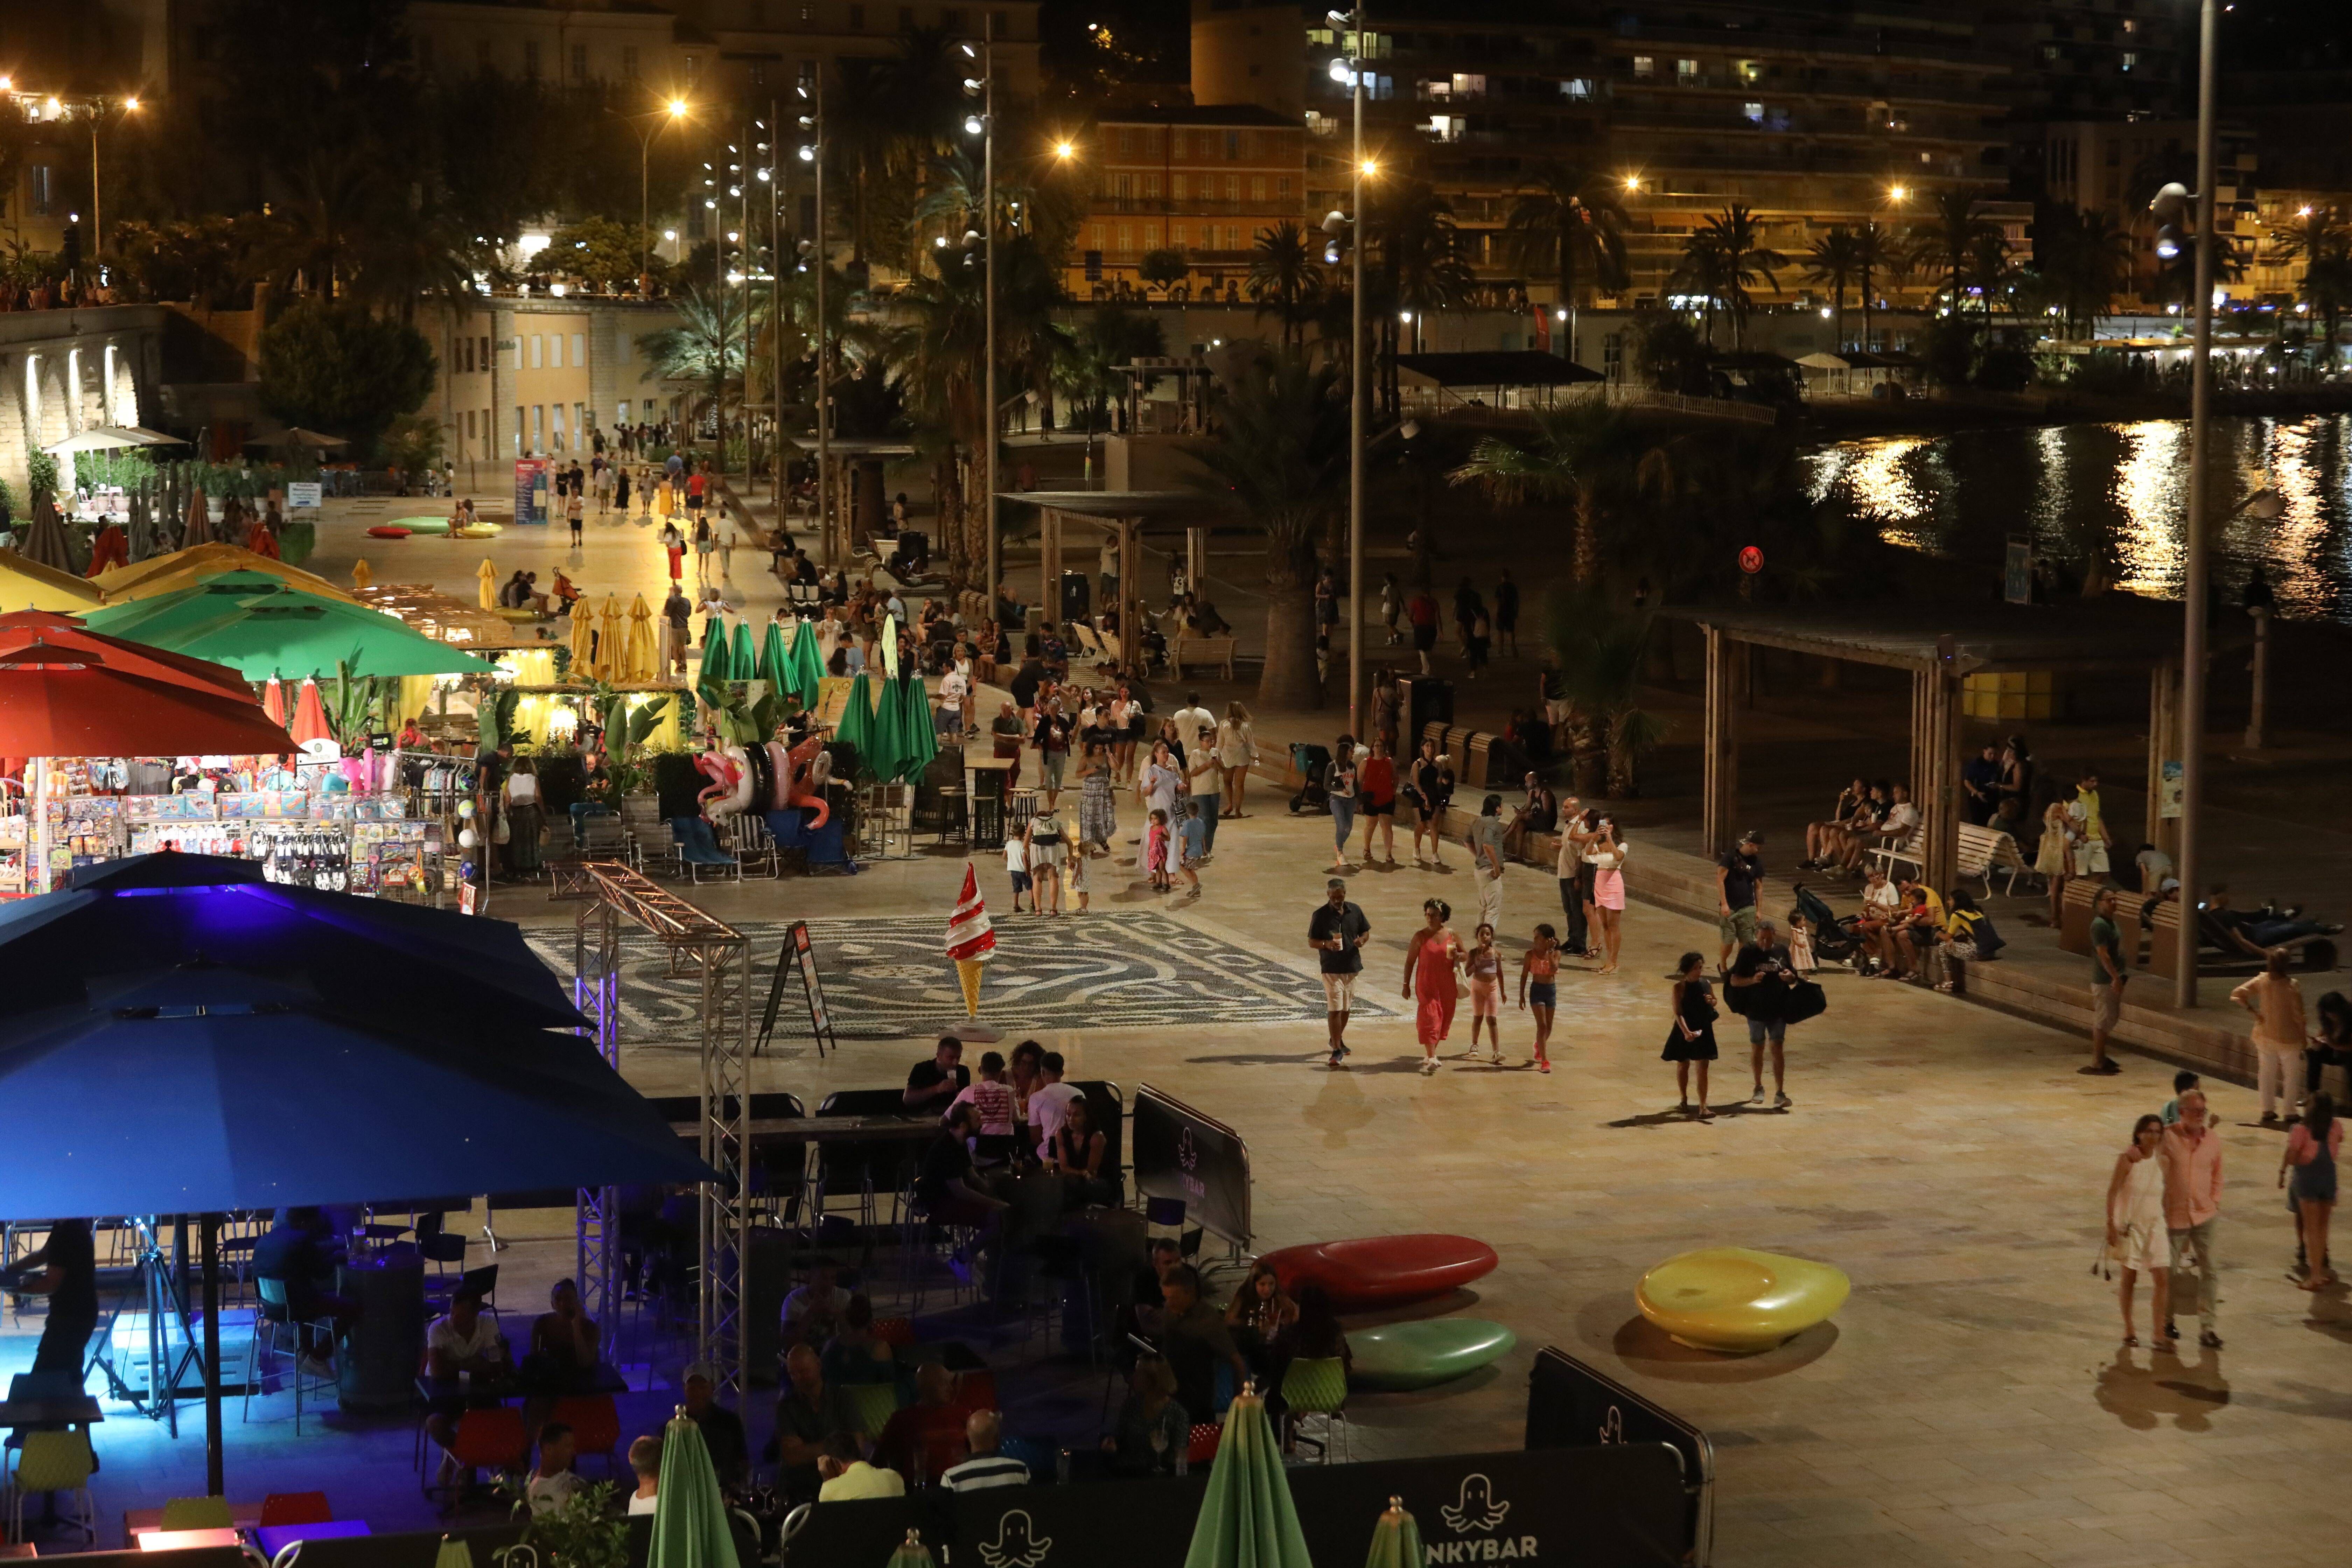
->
[1663,950,1719,1121]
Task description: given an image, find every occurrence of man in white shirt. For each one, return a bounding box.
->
[625,1436,661,1514]
[939,667,969,740]
[1553,796,1587,955]
[1185,737,1223,857]
[423,1288,510,1485]
[941,1411,1030,1492]
[1840,783,1918,875]
[525,1423,582,1516]
[1028,1050,1084,1161]
[1171,692,1217,754]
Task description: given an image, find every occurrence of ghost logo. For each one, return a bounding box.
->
[976,1510,1052,1568]
[1441,1474,1510,1533]
[1178,1127,1198,1172]
[1598,1405,1624,1443]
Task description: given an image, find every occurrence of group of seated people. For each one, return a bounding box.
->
[905,1037,1118,1244]
[1844,864,2002,986]
[1801,779,1922,878]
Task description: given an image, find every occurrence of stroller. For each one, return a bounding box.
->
[1288,742,1333,815]
[1790,882,1865,970]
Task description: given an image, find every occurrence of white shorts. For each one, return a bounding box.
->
[1322,972,1357,1011]
[2119,1218,2169,1275]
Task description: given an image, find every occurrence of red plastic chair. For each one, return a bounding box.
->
[1186,1423,1222,1466]
[258,1492,333,1527]
[870,1317,918,1348]
[448,1408,530,1475]
[552,1395,621,1476]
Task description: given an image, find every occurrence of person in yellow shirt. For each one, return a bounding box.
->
[1881,873,1945,983]
[816,1433,906,1501]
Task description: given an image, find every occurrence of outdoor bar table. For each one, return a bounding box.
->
[668,1113,939,1222]
[336,1250,426,1412]
[0,1394,104,1427]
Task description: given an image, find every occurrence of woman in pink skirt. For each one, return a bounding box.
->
[1588,819,1628,974]
[1401,898,1464,1077]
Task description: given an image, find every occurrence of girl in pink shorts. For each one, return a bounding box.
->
[1465,923,1505,1063]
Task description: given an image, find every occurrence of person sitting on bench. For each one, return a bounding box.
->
[1836,782,1916,877]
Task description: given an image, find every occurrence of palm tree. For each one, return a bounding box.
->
[1966,226,2018,326]
[1678,204,1784,348]
[1374,179,1473,356]
[1449,405,1672,792]
[1246,220,1323,350]
[2267,203,2352,366]
[1054,307,1164,475]
[1502,162,1630,338]
[1801,228,1865,351]
[1544,588,1664,797]
[1851,222,1904,352]
[1910,190,1997,316]
[2042,205,2133,338]
[636,286,757,429]
[1182,352,1348,710]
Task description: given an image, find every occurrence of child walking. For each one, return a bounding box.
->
[1004,827,1032,913]
[1519,923,1561,1074]
[1464,924,1505,1063]
[1146,808,1172,892]
[1664,951,1720,1120]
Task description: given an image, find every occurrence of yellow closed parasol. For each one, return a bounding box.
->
[596,594,624,680]
[477,558,498,610]
[351,558,372,589]
[624,593,657,682]
[570,589,598,675]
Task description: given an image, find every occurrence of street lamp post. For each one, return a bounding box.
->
[798,78,831,561]
[963,24,1000,616]
[628,98,690,299]
[2171,0,2221,1008]
[1328,8,1370,736]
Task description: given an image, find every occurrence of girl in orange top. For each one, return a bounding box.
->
[1519,923,1562,1074]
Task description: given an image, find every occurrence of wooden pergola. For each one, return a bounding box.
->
[999,490,1230,664]
[1666,600,2215,894]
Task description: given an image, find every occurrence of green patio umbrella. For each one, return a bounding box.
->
[864,669,909,782]
[1364,1499,1425,1568]
[729,618,756,685]
[432,1537,476,1568]
[833,670,876,768]
[755,619,790,694]
[787,617,827,709]
[80,570,496,680]
[699,617,735,685]
[884,1531,936,1568]
[889,672,938,783]
[648,1411,741,1568]
[1182,1391,1312,1568]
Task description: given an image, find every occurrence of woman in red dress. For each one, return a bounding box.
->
[1402,898,1464,1078]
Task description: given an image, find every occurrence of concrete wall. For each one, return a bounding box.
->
[0,304,168,500]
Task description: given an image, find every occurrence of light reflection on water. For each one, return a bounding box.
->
[1804,414,2352,622]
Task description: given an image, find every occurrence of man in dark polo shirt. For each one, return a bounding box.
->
[1309,877,1372,1068]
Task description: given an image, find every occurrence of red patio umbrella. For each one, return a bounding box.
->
[290,677,333,747]
[0,612,259,703]
[262,674,286,726]
[0,651,299,757]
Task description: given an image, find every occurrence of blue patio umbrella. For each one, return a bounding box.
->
[0,949,712,1497]
[0,854,582,1036]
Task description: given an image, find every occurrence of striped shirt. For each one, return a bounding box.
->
[941,1454,1031,1492]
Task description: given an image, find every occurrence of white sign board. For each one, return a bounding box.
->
[286,482,323,509]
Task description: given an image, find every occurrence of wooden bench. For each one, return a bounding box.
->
[1863,826,1926,880]
[1957,823,2031,897]
[1168,634,1236,680]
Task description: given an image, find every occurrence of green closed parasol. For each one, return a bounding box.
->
[863,668,908,782]
[1364,1498,1426,1568]
[834,671,876,769]
[432,1535,476,1568]
[888,672,938,783]
[729,618,756,684]
[1182,1390,1313,1568]
[647,1411,742,1568]
[884,1530,936,1568]
[786,618,827,709]
[699,617,735,685]
[755,619,790,694]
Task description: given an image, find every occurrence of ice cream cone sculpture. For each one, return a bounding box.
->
[945,862,996,1018]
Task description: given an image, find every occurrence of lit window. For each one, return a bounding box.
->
[1743,103,1763,124]
[1676,59,1697,83]
[2121,52,2137,71]
[1632,56,1654,77]
[1559,79,1591,99]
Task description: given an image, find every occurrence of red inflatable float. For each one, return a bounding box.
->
[1260,1233,1498,1312]
[366,526,412,539]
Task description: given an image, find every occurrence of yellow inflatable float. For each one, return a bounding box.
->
[1636,1246,1849,1354]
